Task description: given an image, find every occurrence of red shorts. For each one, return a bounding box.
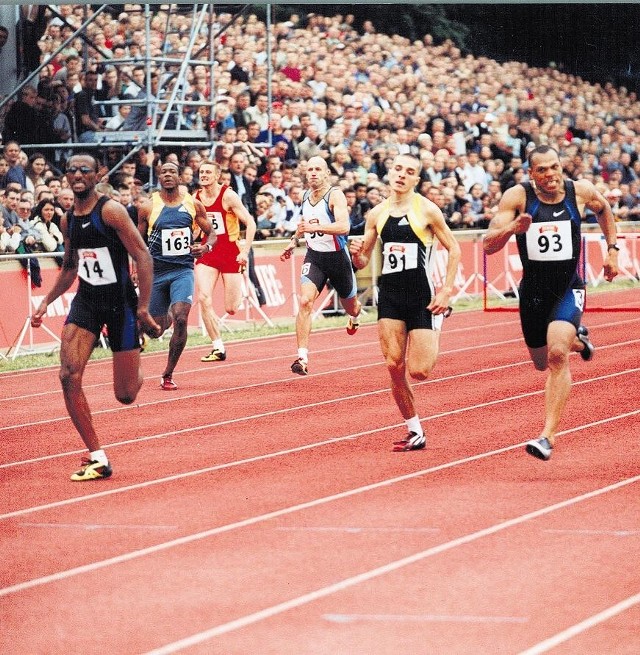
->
[197,240,242,274]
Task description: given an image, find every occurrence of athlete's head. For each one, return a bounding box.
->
[387,154,421,194]
[66,153,99,200]
[198,159,222,187]
[305,156,330,189]
[528,146,563,195]
[158,161,181,190]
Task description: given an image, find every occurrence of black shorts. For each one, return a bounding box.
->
[377,286,442,332]
[66,291,140,352]
[300,248,357,299]
[519,281,585,349]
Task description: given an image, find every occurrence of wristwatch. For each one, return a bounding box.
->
[607,244,620,251]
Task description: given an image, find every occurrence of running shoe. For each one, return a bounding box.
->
[393,431,426,452]
[525,437,553,461]
[70,458,113,481]
[346,315,360,335]
[201,348,227,362]
[139,332,150,352]
[291,358,308,375]
[577,325,594,362]
[160,374,177,391]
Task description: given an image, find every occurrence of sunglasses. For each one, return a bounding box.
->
[66,165,94,174]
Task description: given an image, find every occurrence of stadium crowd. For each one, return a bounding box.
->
[2,3,640,275]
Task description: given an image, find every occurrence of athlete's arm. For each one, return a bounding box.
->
[348,204,381,270]
[31,213,79,327]
[102,199,160,336]
[225,189,256,264]
[191,198,216,257]
[576,180,619,282]
[484,185,531,255]
[424,197,462,315]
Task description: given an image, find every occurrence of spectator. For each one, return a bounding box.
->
[24,153,49,193]
[74,70,105,142]
[2,87,39,145]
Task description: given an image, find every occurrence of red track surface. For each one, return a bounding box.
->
[1,290,639,654]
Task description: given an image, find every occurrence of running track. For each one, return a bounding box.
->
[1,289,639,654]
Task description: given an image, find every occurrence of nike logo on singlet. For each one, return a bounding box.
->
[82,221,91,228]
[398,217,409,226]
[552,210,565,217]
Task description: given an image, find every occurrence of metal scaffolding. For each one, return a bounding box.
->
[0,3,275,183]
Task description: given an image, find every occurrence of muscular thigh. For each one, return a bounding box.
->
[195,262,220,300]
[221,272,243,311]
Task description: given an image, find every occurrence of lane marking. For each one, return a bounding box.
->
[3,402,640,522]
[276,527,440,534]
[518,592,640,654]
[544,528,640,537]
[19,522,178,531]
[323,613,528,624]
[139,475,640,654]
[2,435,639,599]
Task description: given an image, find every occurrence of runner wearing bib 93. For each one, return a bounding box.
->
[484,145,619,461]
[137,161,213,391]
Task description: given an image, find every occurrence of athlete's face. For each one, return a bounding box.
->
[529,151,563,194]
[65,156,98,198]
[159,164,180,189]
[387,157,420,193]
[198,164,219,187]
[305,157,328,189]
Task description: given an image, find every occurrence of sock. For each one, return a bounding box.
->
[90,449,108,465]
[298,348,308,362]
[213,338,224,352]
[405,416,423,436]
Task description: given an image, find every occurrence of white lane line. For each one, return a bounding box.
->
[0,356,531,465]
[140,475,640,655]
[276,527,440,534]
[19,523,178,531]
[518,592,640,654]
[0,335,525,429]
[323,613,528,624]
[544,528,640,537]
[2,401,639,522]
[3,361,639,472]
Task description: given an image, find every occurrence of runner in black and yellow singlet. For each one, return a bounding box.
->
[349,154,461,452]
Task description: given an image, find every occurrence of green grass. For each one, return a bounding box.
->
[1,278,636,373]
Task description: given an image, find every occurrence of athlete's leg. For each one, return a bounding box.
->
[162,301,191,378]
[195,263,221,342]
[112,349,143,405]
[405,327,441,381]
[540,320,576,445]
[295,281,320,351]
[59,323,102,452]
[378,317,414,419]
[221,271,243,314]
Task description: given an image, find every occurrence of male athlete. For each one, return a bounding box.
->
[194,159,256,362]
[281,156,361,375]
[484,145,619,460]
[137,161,213,390]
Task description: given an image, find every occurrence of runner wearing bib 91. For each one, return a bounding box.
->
[137,161,213,391]
[484,145,619,461]
[349,154,461,452]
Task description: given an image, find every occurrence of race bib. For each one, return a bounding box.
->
[525,221,572,261]
[161,227,190,256]
[208,211,226,236]
[77,247,117,286]
[382,242,418,274]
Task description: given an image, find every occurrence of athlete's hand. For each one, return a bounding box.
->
[427,290,452,316]
[280,244,295,261]
[31,298,48,328]
[603,251,619,282]
[137,309,162,338]
[511,212,533,234]
[190,242,211,258]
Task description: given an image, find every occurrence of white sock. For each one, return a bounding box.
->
[405,416,423,436]
[90,449,108,465]
[298,348,308,362]
[213,339,224,352]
